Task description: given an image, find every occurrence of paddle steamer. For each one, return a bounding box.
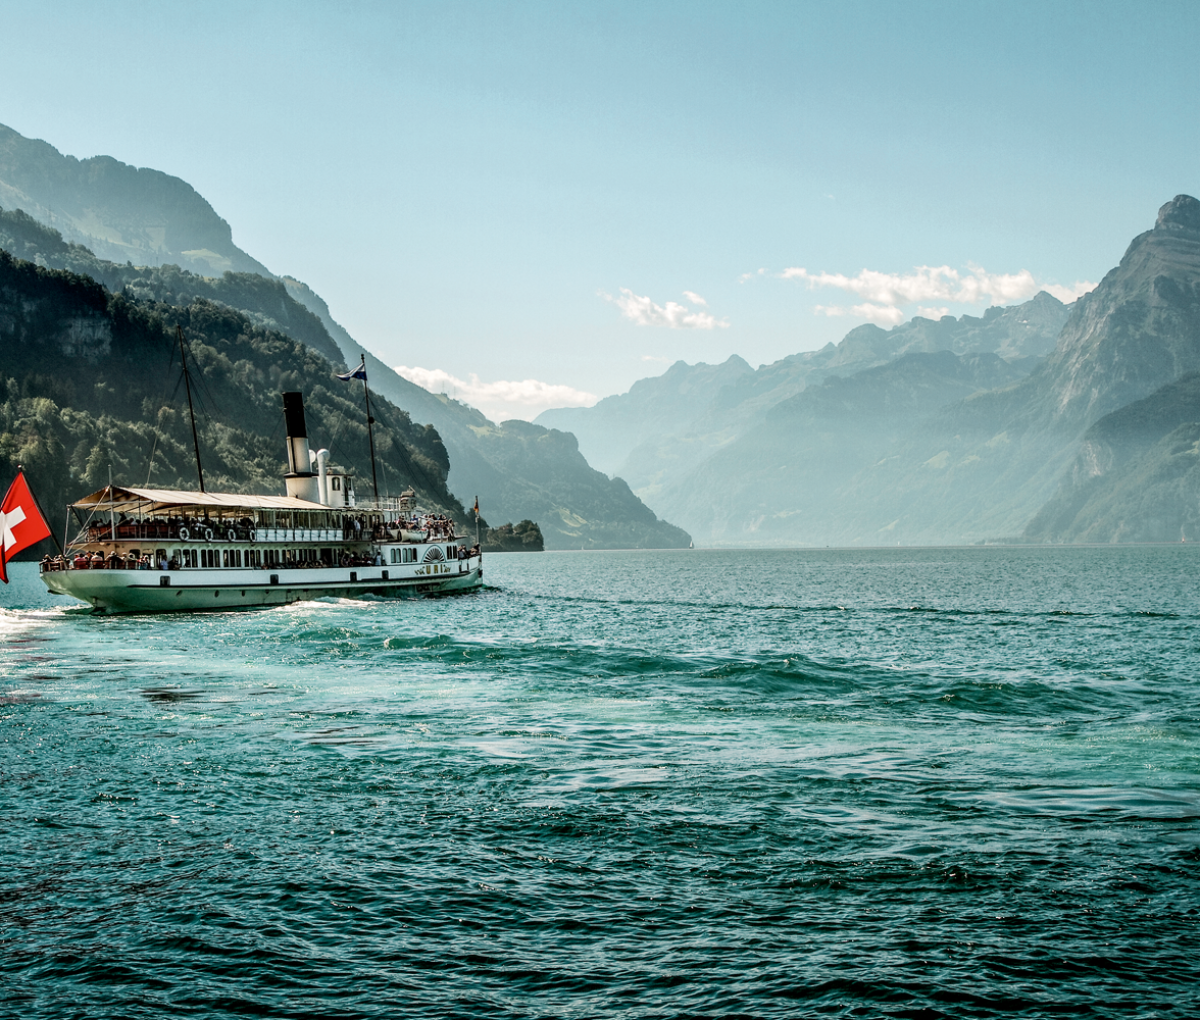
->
[39,392,482,613]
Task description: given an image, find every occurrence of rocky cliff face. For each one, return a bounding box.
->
[1023,372,1200,542]
[1027,195,1200,430]
[0,123,271,277]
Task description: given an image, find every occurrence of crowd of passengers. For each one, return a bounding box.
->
[85,512,460,544]
[43,552,165,571]
[377,513,456,540]
[41,543,482,572]
[86,513,262,542]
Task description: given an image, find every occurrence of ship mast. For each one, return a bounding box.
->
[358,354,379,502]
[177,326,206,493]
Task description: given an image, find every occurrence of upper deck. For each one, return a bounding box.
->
[63,485,460,549]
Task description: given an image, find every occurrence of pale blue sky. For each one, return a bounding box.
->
[2,0,1198,420]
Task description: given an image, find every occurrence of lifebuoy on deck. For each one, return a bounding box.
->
[226,528,238,542]
[178,527,190,541]
[202,527,214,542]
[247,528,257,542]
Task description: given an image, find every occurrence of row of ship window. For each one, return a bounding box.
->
[170,546,451,568]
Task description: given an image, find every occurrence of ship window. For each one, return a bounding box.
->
[332,477,341,491]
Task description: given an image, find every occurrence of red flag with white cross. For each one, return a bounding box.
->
[1,470,53,583]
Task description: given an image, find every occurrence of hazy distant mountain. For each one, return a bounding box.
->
[0,124,271,277]
[0,123,690,549]
[276,278,688,548]
[655,350,1035,545]
[537,291,1070,508]
[1023,373,1200,542]
[536,355,754,476]
[653,196,1200,545]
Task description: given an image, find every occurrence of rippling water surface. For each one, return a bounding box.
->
[2,547,1198,1018]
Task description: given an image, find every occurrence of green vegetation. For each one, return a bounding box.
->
[0,206,343,364]
[483,520,544,552]
[0,248,469,555]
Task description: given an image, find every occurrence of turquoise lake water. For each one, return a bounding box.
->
[2,546,1198,1018]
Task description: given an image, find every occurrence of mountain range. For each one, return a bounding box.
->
[0,122,689,551]
[541,198,1200,545]
[6,121,1199,548]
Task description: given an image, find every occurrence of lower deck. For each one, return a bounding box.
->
[41,539,483,613]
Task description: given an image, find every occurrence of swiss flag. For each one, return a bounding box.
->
[1,471,53,583]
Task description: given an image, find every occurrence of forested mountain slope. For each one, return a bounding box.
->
[0,250,463,539]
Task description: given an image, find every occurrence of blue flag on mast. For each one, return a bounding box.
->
[337,365,367,382]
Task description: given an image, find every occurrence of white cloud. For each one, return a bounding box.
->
[1042,281,1097,303]
[395,365,598,423]
[781,263,1098,327]
[682,290,708,306]
[781,264,1047,306]
[850,303,905,325]
[813,302,904,325]
[602,288,729,329]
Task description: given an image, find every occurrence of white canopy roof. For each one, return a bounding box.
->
[73,485,332,515]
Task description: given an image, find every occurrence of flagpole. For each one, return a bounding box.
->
[360,354,379,503]
[18,465,65,557]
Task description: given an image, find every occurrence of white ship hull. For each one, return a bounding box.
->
[44,558,482,613]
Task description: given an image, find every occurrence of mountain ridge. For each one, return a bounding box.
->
[592,196,1200,546]
[0,124,271,277]
[0,123,690,550]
